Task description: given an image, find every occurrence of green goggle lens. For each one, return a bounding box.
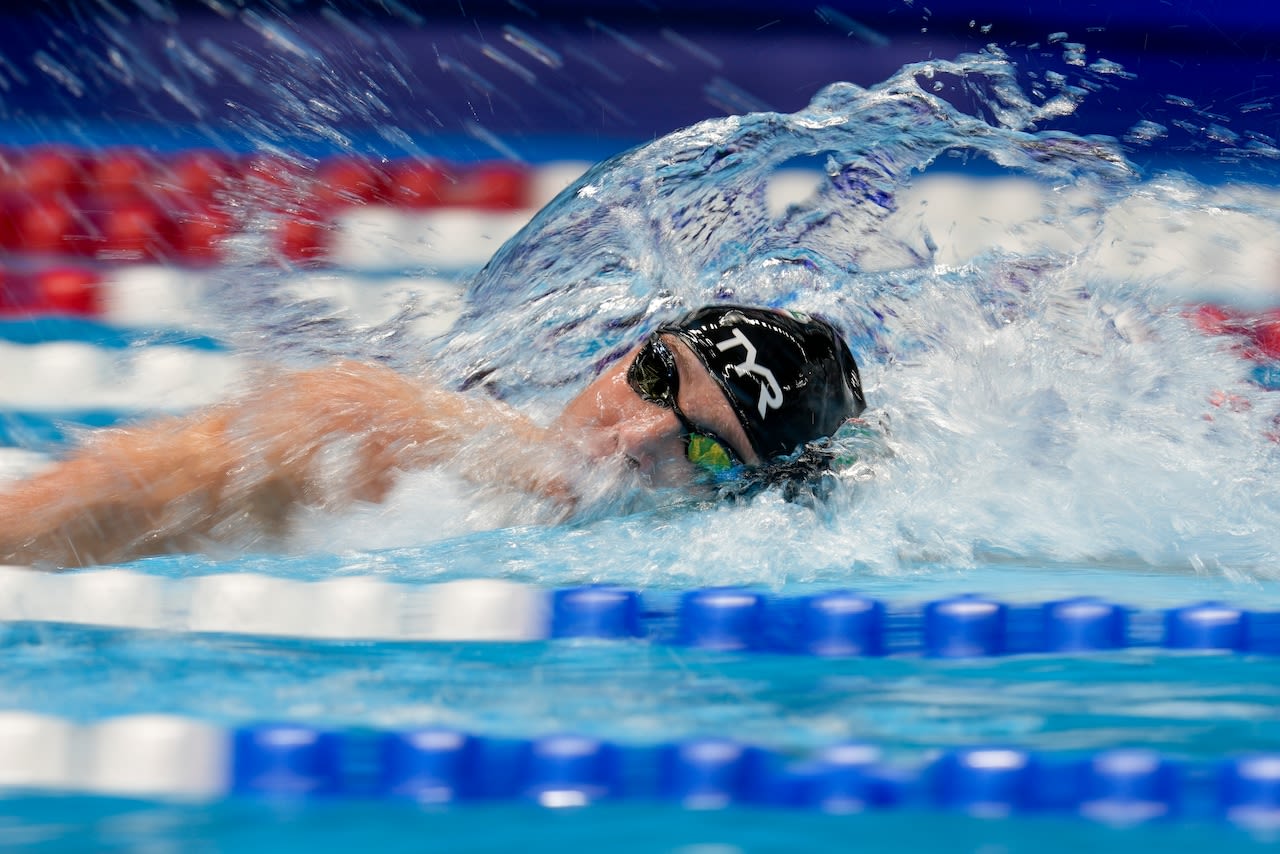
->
[686,432,737,474]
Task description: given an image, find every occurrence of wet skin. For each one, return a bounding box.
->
[0,337,755,567]
[555,334,760,487]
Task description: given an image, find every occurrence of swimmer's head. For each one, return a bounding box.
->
[556,303,867,492]
[658,305,866,464]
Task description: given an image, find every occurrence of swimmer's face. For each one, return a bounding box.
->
[556,334,760,487]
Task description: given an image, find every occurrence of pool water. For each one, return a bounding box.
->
[2,798,1257,853]
[3,4,1280,851]
[3,620,1279,755]
[1,621,1279,849]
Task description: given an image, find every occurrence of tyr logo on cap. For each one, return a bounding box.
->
[716,328,783,417]
[664,303,866,461]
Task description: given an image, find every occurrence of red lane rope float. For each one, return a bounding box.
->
[0,265,102,317]
[0,145,534,268]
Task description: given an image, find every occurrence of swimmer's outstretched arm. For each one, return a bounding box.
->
[0,361,576,568]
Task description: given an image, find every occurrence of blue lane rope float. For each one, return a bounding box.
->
[572,588,1280,656]
[2,569,1280,657]
[0,711,1278,828]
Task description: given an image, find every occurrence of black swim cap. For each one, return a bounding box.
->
[661,305,866,462]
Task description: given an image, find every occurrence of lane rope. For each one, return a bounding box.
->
[0,710,1276,827]
[0,568,1277,656]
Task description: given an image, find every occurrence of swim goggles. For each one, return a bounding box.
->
[626,332,744,476]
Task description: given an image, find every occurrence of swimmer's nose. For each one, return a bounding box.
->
[574,403,682,467]
[556,357,685,469]
[611,406,684,469]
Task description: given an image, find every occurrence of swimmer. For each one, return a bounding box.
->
[0,305,865,567]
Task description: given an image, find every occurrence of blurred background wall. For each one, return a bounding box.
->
[0,0,1277,172]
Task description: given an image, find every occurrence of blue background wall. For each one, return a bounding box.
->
[0,1,1277,171]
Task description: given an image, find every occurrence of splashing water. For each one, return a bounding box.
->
[259,50,1280,585]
